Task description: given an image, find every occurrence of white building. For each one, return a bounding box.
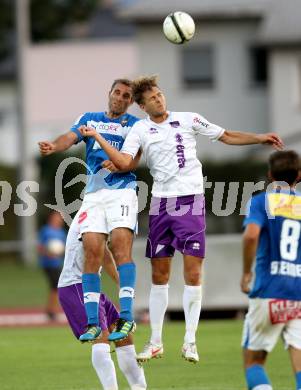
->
[1,0,301,165]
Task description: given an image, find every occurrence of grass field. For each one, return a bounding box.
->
[0,262,295,389]
[0,261,118,308]
[0,321,295,390]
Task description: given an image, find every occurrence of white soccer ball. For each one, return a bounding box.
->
[163,11,195,44]
[47,239,65,257]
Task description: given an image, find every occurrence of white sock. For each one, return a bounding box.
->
[92,343,118,390]
[149,284,169,345]
[116,345,147,389]
[253,385,273,390]
[183,285,202,344]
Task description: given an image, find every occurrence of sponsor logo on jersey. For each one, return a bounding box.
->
[88,120,120,133]
[175,133,185,168]
[193,117,209,128]
[121,119,128,126]
[269,299,301,324]
[149,127,158,134]
[175,133,183,143]
[169,121,180,128]
[92,139,121,150]
[268,193,301,219]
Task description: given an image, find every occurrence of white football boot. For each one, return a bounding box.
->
[136,341,164,363]
[182,342,199,363]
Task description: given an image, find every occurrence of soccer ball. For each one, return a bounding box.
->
[163,12,195,44]
[47,239,65,257]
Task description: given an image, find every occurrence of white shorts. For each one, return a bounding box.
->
[77,188,138,236]
[242,298,301,352]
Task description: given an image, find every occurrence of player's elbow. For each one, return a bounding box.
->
[243,233,258,245]
[115,160,130,171]
[116,154,133,171]
[219,131,232,144]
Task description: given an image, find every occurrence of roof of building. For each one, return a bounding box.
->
[118,0,301,44]
[118,0,271,21]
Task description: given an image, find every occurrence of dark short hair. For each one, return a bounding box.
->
[269,150,300,185]
[132,75,159,105]
[110,78,133,93]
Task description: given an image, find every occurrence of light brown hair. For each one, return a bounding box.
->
[132,75,159,105]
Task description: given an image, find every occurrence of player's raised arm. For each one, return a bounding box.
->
[38,131,78,156]
[219,130,284,150]
[79,126,135,170]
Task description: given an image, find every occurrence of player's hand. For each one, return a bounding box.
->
[38,141,56,156]
[79,125,97,138]
[102,160,119,172]
[258,133,284,150]
[240,272,253,294]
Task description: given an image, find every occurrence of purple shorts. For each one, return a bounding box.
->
[146,194,206,259]
[58,284,119,339]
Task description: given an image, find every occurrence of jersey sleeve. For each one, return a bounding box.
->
[122,116,140,138]
[243,195,267,228]
[190,113,225,142]
[70,113,88,143]
[121,123,142,159]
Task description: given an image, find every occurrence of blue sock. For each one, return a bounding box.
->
[246,365,271,390]
[296,371,301,390]
[118,262,136,322]
[82,273,101,326]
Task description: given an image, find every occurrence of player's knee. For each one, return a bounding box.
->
[185,270,201,285]
[84,248,102,271]
[152,269,169,284]
[244,350,267,368]
[111,248,131,264]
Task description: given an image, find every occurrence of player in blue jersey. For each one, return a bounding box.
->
[39,79,141,342]
[241,150,301,390]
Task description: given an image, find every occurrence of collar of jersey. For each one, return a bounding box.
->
[104,112,127,123]
[147,111,171,126]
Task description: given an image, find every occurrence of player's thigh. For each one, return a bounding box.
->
[171,195,206,258]
[58,284,91,339]
[288,345,301,373]
[242,298,284,353]
[77,198,108,237]
[146,196,175,259]
[110,227,134,264]
[106,189,138,235]
[59,285,117,339]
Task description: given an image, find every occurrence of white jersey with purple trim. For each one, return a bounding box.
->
[121,111,224,197]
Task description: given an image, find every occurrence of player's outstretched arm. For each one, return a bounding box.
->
[241,223,260,294]
[38,131,78,156]
[79,126,133,170]
[219,130,284,150]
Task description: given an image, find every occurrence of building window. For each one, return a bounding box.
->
[181,45,215,88]
[249,46,268,86]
